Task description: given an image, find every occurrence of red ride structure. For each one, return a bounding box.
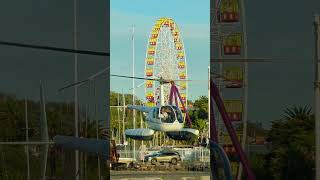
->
[210,79,255,180]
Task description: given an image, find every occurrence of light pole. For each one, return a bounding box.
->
[73,0,79,179]
[25,98,30,180]
[132,25,136,160]
[314,14,320,180]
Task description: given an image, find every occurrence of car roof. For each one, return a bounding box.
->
[159,150,178,154]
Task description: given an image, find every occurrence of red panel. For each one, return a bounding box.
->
[227,112,242,121]
[224,46,241,55]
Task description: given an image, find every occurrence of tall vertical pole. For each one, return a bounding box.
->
[132,25,136,160]
[94,85,101,180]
[314,14,320,180]
[118,93,121,144]
[208,66,211,139]
[73,0,79,179]
[122,89,127,157]
[237,0,249,179]
[84,104,88,180]
[160,84,165,106]
[25,98,30,180]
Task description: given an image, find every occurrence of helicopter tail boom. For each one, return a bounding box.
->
[127,105,152,113]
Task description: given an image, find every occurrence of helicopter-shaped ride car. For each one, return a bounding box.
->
[111,75,199,141]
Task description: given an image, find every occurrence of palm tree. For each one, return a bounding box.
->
[0,97,24,141]
[266,105,315,179]
[282,105,312,121]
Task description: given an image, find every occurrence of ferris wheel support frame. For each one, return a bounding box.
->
[211,0,250,179]
[237,0,249,179]
[211,80,255,180]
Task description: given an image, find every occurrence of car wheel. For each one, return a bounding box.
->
[171,158,177,165]
[151,158,157,165]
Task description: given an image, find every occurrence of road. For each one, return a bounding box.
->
[110,171,210,180]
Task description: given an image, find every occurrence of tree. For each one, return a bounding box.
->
[264,105,315,180]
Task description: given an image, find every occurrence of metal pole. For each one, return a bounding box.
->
[238,0,249,179]
[118,93,121,144]
[208,66,211,139]
[25,98,30,180]
[132,25,136,160]
[94,85,101,180]
[85,104,88,180]
[211,81,255,180]
[314,14,320,180]
[74,0,79,179]
[122,89,127,157]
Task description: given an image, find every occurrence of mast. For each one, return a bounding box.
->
[132,25,136,160]
[314,14,320,180]
[25,98,30,180]
[73,0,79,179]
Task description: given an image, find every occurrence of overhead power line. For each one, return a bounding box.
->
[0,40,109,57]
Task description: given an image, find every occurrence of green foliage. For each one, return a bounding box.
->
[0,93,107,179]
[188,96,209,136]
[249,154,273,180]
[251,105,315,180]
[109,91,145,140]
[189,96,208,120]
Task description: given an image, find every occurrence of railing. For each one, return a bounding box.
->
[117,147,211,166]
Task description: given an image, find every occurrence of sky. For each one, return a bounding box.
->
[110,0,210,101]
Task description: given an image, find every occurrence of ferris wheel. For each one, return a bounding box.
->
[144,17,188,108]
[211,0,249,179]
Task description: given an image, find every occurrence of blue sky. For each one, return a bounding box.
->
[110,0,210,101]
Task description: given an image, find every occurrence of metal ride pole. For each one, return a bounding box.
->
[132,25,136,161]
[237,0,249,179]
[314,14,320,180]
[211,81,255,180]
[74,0,79,179]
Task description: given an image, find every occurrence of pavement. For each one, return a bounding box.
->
[110,171,211,180]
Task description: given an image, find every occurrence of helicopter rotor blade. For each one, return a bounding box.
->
[211,72,242,84]
[210,58,308,63]
[111,74,159,81]
[58,79,90,92]
[58,66,110,92]
[111,74,196,82]
[128,81,145,90]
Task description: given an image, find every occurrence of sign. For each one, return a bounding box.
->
[218,0,240,23]
[223,66,244,88]
[224,100,243,121]
[223,33,242,55]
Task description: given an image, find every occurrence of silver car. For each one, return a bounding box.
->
[144,151,181,165]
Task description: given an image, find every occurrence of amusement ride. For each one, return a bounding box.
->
[0,13,257,180]
[111,17,199,142]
